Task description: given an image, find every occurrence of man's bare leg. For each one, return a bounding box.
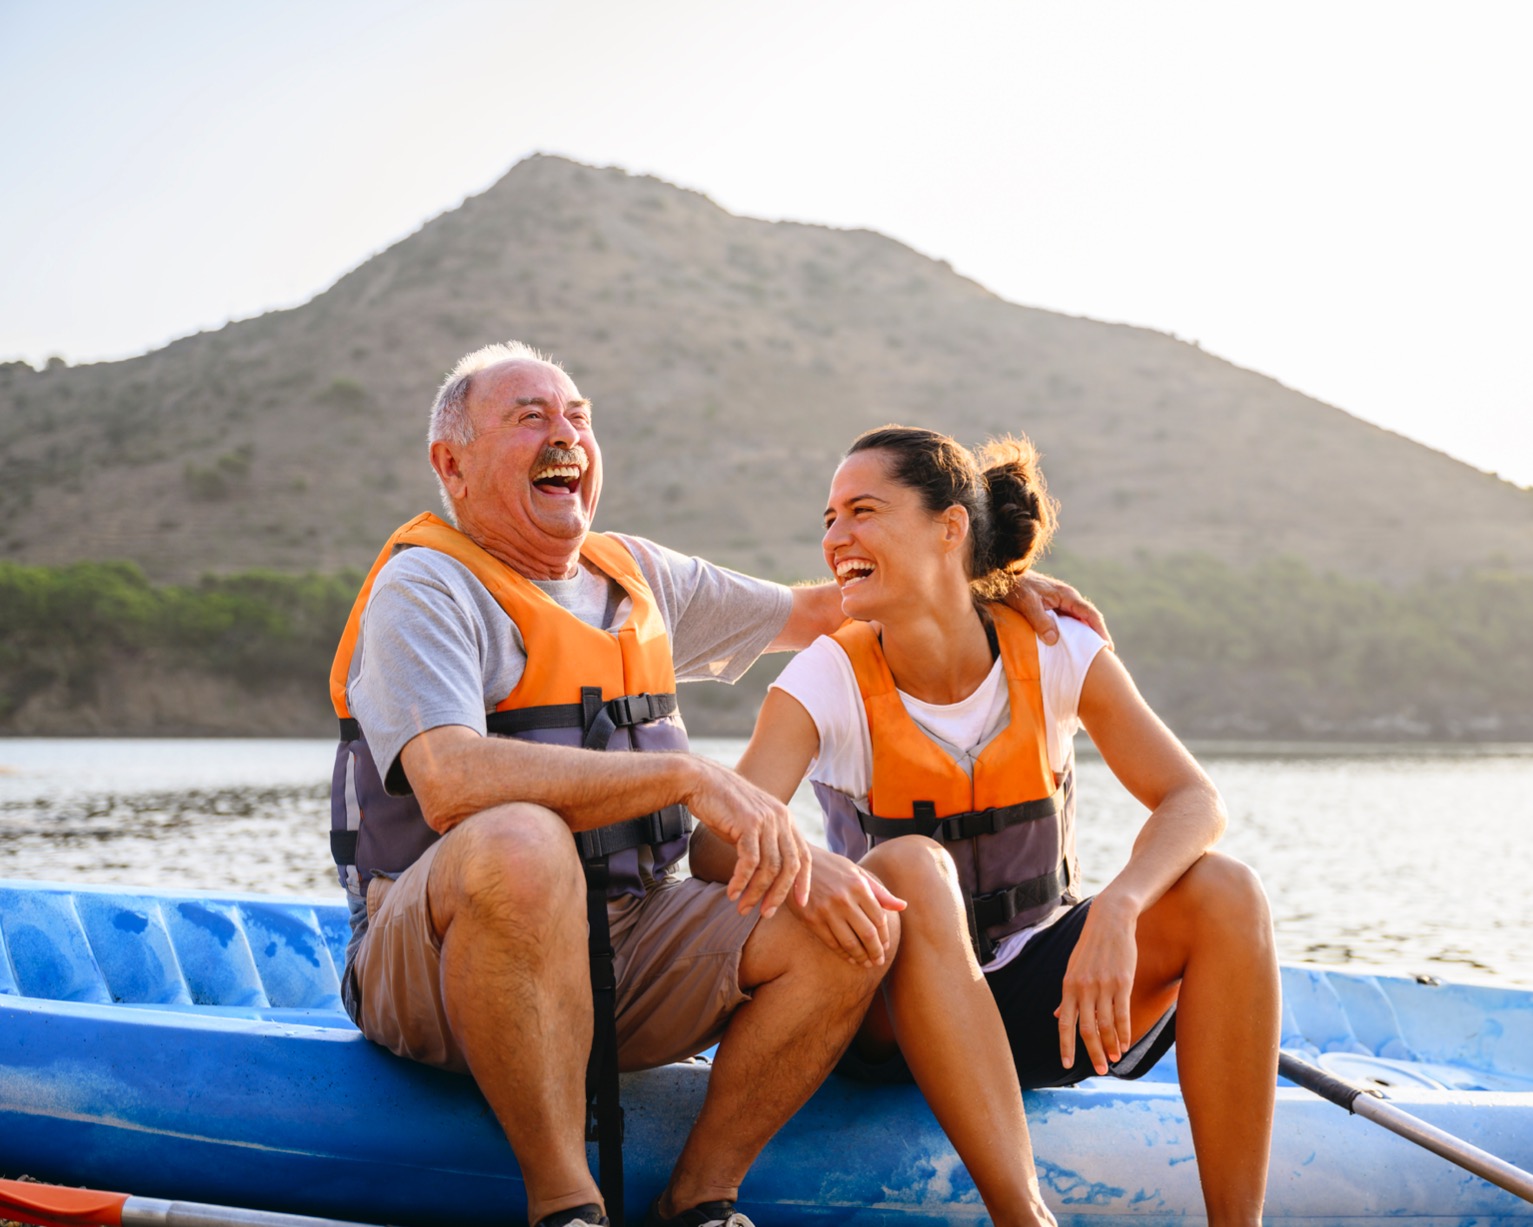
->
[430,805,603,1225]
[1131,852,1279,1227]
[654,903,894,1216]
[859,838,1057,1227]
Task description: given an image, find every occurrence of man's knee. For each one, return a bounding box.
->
[430,803,585,930]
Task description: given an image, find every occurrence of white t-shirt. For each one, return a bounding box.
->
[771,610,1108,969]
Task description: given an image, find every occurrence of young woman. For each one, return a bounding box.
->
[690,426,1279,1227]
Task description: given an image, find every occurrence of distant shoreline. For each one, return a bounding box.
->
[3,731,1533,757]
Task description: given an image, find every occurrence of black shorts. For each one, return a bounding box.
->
[989,897,1177,1088]
[836,897,1177,1090]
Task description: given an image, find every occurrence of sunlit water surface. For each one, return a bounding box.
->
[2,737,1529,988]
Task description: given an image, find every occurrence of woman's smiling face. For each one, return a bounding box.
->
[821,449,964,620]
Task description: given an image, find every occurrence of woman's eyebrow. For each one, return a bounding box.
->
[824,492,889,517]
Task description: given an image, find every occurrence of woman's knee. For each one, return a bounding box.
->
[862,836,955,901]
[1177,851,1272,932]
[746,900,896,1003]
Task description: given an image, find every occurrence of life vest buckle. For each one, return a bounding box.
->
[940,806,1001,840]
[607,693,652,728]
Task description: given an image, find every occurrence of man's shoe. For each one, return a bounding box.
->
[534,1204,608,1227]
[645,1198,754,1227]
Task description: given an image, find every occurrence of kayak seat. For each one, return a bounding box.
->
[162,899,342,1010]
[0,887,113,1004]
[0,886,345,1013]
[237,901,344,1009]
[73,893,194,1006]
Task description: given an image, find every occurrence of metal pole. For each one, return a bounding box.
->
[1280,1050,1533,1205]
[121,1200,383,1227]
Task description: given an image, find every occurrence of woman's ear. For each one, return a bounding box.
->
[941,504,970,554]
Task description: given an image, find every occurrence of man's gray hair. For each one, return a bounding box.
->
[427,341,565,520]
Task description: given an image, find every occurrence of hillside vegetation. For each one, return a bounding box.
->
[1,155,1529,591]
[3,557,1529,740]
[2,154,1529,740]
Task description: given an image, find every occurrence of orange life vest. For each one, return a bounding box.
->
[329,513,690,900]
[819,603,1076,957]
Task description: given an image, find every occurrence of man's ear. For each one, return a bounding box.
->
[430,440,467,500]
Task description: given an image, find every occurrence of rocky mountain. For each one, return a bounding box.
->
[2,153,1530,588]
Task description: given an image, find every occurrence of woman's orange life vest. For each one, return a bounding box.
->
[816,603,1077,957]
[329,513,691,901]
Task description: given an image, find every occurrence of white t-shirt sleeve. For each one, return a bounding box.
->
[1038,611,1109,771]
[768,635,874,803]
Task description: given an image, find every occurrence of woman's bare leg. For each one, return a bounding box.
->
[1131,852,1279,1227]
[861,838,1056,1227]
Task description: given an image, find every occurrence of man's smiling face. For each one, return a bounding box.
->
[435,358,603,575]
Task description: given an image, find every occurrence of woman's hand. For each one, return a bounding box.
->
[1055,894,1139,1075]
[792,847,907,968]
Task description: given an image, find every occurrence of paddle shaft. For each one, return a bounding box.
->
[1279,1051,1533,1204]
[0,1178,378,1227]
[120,1200,378,1227]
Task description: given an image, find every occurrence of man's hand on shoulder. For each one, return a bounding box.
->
[1002,570,1113,649]
[680,756,812,919]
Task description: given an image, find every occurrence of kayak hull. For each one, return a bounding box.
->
[2,881,1531,1225]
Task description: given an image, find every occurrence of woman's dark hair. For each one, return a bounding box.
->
[846,424,1058,599]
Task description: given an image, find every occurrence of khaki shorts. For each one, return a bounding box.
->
[350,837,760,1074]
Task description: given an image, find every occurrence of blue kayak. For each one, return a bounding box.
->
[1,879,1531,1225]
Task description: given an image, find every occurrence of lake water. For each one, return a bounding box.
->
[1,737,1530,988]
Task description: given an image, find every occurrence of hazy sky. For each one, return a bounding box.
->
[4,0,1531,486]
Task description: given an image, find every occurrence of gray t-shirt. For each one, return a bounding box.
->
[347,532,794,791]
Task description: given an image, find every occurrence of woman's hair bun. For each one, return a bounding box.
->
[973,435,1057,596]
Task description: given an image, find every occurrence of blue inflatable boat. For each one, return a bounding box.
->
[1,880,1531,1225]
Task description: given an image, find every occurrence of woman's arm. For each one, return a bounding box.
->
[1059,648,1227,1074]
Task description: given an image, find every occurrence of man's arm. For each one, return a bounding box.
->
[402,725,811,916]
[770,571,1112,652]
[694,686,903,968]
[766,581,843,652]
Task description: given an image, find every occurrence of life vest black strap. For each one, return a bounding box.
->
[574,804,692,862]
[583,857,625,1226]
[330,830,358,864]
[969,865,1068,931]
[857,788,1063,843]
[338,692,680,746]
[330,806,690,871]
[480,691,680,748]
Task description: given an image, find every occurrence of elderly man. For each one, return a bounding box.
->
[329,342,1099,1227]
